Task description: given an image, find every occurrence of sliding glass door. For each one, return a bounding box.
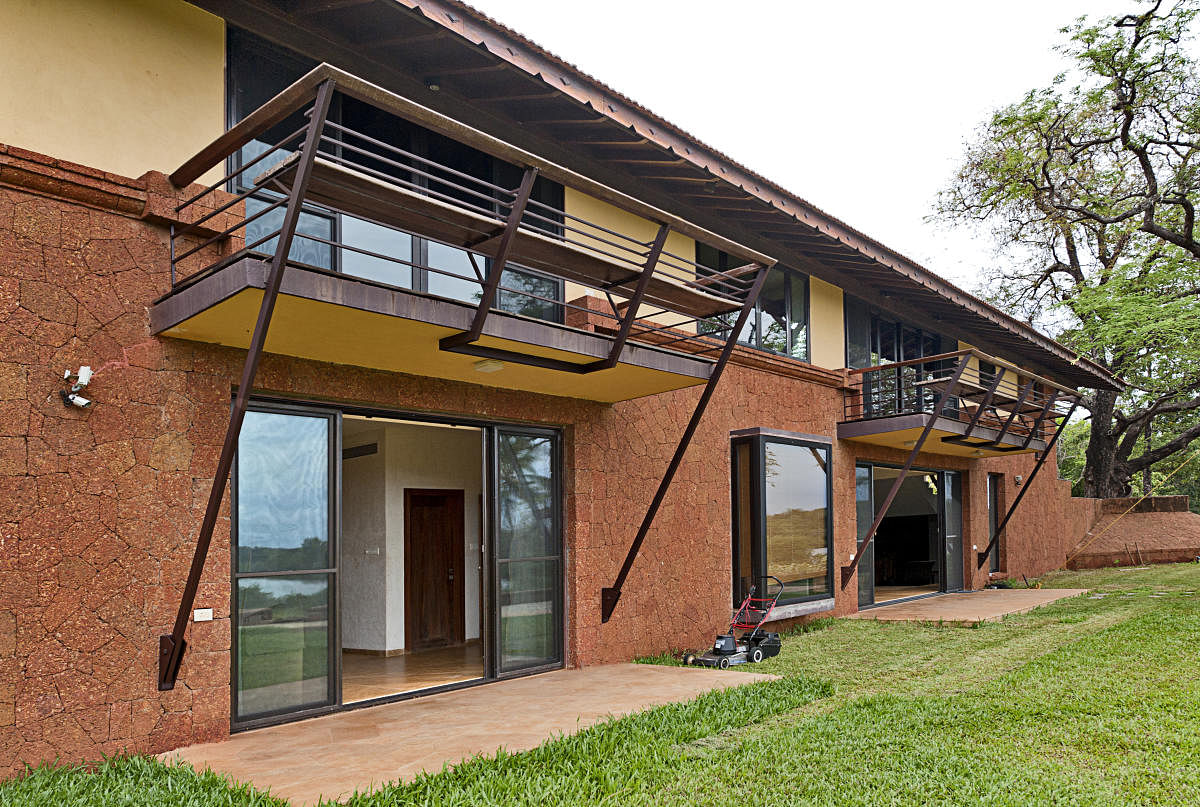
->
[856,465,875,607]
[854,464,965,606]
[231,406,565,727]
[943,471,964,591]
[233,406,338,724]
[493,427,562,675]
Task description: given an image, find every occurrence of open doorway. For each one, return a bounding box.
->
[872,469,941,602]
[856,464,964,607]
[340,417,485,703]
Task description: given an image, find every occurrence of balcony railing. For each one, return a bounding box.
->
[165,65,771,373]
[843,349,1081,450]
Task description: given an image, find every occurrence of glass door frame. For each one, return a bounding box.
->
[229,397,566,731]
[230,400,342,732]
[854,461,964,608]
[489,424,566,680]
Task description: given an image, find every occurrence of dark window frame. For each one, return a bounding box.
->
[843,293,947,370]
[490,424,565,678]
[731,431,833,608]
[230,400,341,731]
[987,472,1004,573]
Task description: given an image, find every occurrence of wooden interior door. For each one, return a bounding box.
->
[404,489,465,651]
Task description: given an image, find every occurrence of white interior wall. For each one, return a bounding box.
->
[341,426,388,651]
[384,423,483,651]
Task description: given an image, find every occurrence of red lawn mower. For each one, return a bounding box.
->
[685,576,784,669]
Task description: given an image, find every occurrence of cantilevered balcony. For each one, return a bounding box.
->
[838,349,1081,457]
[151,65,772,403]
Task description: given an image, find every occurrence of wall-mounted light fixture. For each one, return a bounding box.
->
[473,358,504,373]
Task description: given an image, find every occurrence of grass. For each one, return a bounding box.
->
[3,564,1198,805]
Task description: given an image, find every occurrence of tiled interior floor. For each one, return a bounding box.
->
[850,588,1090,624]
[166,663,776,806]
[342,643,484,703]
[873,584,940,603]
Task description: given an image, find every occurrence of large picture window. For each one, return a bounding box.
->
[731,430,832,606]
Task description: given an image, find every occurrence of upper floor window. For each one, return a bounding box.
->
[697,245,809,362]
[844,294,946,369]
[226,28,565,323]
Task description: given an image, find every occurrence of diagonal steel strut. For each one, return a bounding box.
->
[158,79,337,691]
[841,354,971,590]
[439,166,538,351]
[976,400,1079,569]
[601,263,769,623]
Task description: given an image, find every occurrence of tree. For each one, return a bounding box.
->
[937,0,1200,497]
[1058,418,1200,511]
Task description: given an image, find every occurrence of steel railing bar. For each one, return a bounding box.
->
[175,125,308,212]
[321,119,514,198]
[174,178,291,241]
[317,144,511,218]
[171,194,288,266]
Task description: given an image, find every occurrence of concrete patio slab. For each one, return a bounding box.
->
[163,663,775,806]
[848,588,1089,624]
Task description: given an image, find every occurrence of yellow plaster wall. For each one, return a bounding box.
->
[563,187,697,328]
[958,340,1026,396]
[1,0,225,180]
[809,277,845,369]
[564,187,696,264]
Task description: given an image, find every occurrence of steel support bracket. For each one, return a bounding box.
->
[157,79,337,691]
[976,399,1079,569]
[438,166,538,354]
[599,263,770,623]
[600,587,621,622]
[841,354,971,589]
[157,635,185,691]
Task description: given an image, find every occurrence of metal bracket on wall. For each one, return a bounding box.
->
[975,400,1078,569]
[437,166,538,358]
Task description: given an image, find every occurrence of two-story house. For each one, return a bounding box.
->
[0,0,1118,767]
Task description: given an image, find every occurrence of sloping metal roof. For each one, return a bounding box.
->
[194,0,1120,390]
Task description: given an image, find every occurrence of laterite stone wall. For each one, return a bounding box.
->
[0,144,1100,772]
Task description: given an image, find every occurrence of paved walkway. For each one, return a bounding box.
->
[849,588,1089,624]
[164,663,774,805]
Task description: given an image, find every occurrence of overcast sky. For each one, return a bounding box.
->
[470,0,1135,293]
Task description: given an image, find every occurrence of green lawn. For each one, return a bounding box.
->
[3,564,1198,806]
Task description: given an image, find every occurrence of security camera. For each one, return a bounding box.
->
[59,391,92,408]
[64,366,92,390]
